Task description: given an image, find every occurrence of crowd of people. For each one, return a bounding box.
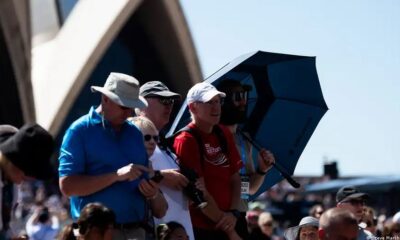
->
[0,72,399,240]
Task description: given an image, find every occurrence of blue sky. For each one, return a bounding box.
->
[180,0,400,176]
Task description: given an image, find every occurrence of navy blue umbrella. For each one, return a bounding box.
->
[168,51,328,199]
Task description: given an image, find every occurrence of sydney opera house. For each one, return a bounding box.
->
[0,0,202,142]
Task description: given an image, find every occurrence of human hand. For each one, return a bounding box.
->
[194,177,210,199]
[116,164,149,182]
[257,149,275,173]
[139,179,159,199]
[215,212,237,232]
[161,169,189,190]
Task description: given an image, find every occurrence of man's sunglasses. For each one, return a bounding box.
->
[262,222,273,227]
[231,91,249,102]
[118,105,131,111]
[158,98,175,106]
[144,134,159,142]
[341,199,366,206]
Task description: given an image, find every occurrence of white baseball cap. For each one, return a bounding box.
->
[187,82,226,104]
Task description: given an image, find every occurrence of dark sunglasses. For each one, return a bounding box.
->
[158,98,175,106]
[231,91,248,102]
[262,222,273,227]
[365,221,374,227]
[144,134,159,142]
[118,105,131,110]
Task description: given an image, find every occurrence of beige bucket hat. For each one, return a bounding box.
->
[91,72,148,109]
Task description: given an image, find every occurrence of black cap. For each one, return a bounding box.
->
[0,123,55,180]
[336,186,368,203]
[139,81,181,99]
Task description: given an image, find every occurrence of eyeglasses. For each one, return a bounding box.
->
[231,91,248,102]
[300,231,317,238]
[118,105,131,111]
[144,134,159,142]
[158,98,175,106]
[341,199,366,206]
[262,222,273,227]
[365,221,375,227]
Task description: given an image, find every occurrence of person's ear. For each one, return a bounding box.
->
[188,103,196,113]
[318,228,324,239]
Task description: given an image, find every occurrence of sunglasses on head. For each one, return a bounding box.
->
[231,91,248,102]
[158,98,175,106]
[144,134,159,142]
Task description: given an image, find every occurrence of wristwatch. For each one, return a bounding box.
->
[150,170,164,183]
[229,209,241,219]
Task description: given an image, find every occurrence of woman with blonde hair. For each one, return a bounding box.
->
[128,116,159,158]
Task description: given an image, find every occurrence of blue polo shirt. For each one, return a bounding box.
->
[59,107,149,223]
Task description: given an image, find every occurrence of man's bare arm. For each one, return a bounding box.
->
[59,164,149,196]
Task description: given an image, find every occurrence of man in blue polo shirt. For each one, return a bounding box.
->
[59,72,167,240]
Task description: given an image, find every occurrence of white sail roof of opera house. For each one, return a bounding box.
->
[31,0,202,135]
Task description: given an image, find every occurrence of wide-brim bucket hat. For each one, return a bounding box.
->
[91,72,148,109]
[284,216,319,240]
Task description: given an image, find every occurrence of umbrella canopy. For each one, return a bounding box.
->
[168,51,328,198]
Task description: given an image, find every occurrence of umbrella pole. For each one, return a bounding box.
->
[238,129,301,189]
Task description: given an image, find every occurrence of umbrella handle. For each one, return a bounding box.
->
[238,129,301,189]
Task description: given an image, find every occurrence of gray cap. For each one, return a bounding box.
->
[336,186,368,203]
[139,81,180,99]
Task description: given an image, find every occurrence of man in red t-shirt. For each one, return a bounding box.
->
[173,82,243,240]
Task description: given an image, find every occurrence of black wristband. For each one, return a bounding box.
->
[256,167,267,175]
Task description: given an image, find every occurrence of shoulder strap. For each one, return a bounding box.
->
[212,125,228,153]
[164,125,228,167]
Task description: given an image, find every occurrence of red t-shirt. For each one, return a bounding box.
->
[173,123,243,229]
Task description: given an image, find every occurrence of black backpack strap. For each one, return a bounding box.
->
[164,125,228,169]
[212,125,228,154]
[180,126,205,168]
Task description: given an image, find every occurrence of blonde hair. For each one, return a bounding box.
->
[128,116,158,134]
[258,212,274,226]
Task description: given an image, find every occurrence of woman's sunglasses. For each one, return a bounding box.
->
[144,134,159,142]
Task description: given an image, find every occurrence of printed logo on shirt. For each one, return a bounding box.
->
[205,144,221,154]
[204,144,229,167]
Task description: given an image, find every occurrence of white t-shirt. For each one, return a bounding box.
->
[150,146,195,240]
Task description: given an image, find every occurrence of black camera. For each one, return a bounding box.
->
[180,167,208,209]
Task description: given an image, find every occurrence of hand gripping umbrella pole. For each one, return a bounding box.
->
[238,128,301,189]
